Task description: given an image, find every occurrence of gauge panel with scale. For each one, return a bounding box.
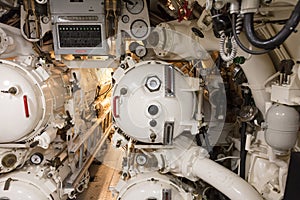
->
[135,45,147,57]
[130,19,149,39]
[30,153,44,165]
[122,15,130,23]
[126,0,144,14]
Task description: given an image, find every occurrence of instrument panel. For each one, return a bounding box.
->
[118,0,150,40]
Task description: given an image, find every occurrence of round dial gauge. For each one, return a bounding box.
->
[122,15,130,23]
[136,154,147,166]
[126,0,144,14]
[30,153,44,165]
[135,45,147,57]
[130,19,148,39]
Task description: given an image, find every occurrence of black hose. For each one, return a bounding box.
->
[240,122,247,179]
[232,14,272,55]
[244,1,300,49]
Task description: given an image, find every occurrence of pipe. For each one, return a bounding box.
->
[240,122,247,179]
[162,135,262,200]
[192,156,263,200]
[239,88,252,179]
[244,1,300,49]
[240,54,275,116]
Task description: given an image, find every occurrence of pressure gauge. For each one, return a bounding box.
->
[130,19,148,39]
[126,0,144,14]
[136,154,147,166]
[135,45,147,57]
[122,15,130,23]
[30,153,44,165]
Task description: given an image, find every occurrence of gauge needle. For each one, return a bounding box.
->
[131,2,138,9]
[123,0,134,5]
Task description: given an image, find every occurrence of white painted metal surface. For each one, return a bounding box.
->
[112,60,198,143]
[0,60,45,142]
[115,173,193,200]
[265,104,300,153]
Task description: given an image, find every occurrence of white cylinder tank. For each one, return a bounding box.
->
[265,104,300,153]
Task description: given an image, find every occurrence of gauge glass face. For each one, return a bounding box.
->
[130,20,148,38]
[126,0,144,14]
[122,15,130,23]
[135,45,147,57]
[30,154,43,164]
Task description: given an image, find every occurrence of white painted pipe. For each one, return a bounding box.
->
[241,53,275,116]
[192,157,263,200]
[163,135,263,200]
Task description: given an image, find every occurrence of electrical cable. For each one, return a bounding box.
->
[232,14,272,55]
[243,0,300,49]
[219,31,238,62]
[215,156,240,162]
